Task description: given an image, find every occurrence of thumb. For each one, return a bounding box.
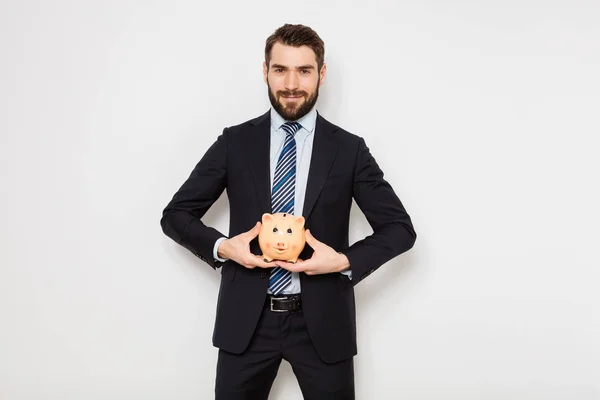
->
[305,229,320,247]
[246,221,261,239]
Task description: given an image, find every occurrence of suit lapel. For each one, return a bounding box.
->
[244,110,340,218]
[302,113,339,219]
[244,111,271,214]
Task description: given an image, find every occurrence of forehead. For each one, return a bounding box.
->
[269,42,318,68]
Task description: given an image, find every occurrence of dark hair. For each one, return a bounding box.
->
[265,24,325,70]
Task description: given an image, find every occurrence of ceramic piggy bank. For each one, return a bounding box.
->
[258,213,306,262]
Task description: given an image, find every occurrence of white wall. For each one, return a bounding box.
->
[1,0,599,399]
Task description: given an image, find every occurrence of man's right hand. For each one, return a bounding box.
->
[217,222,277,269]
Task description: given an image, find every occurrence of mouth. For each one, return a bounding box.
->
[278,91,306,100]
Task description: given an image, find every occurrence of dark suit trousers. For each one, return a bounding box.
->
[215,301,355,400]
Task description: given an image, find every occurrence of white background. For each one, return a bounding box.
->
[1,0,599,399]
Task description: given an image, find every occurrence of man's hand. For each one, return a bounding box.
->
[218,222,277,269]
[274,229,350,275]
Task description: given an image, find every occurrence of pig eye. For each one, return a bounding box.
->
[287,228,293,235]
[273,227,278,233]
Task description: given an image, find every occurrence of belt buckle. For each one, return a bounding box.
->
[270,296,288,312]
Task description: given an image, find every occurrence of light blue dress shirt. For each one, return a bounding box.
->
[214,107,351,294]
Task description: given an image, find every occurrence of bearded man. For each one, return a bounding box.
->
[161,23,416,400]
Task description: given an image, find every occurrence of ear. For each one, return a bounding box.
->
[263,62,268,84]
[294,216,305,228]
[318,62,327,87]
[262,213,274,224]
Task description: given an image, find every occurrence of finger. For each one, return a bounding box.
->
[304,229,321,248]
[296,258,319,275]
[245,222,261,240]
[252,254,277,268]
[256,260,278,269]
[242,261,261,269]
[296,258,321,274]
[274,260,306,273]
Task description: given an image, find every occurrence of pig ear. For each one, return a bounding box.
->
[294,216,305,227]
[262,213,274,224]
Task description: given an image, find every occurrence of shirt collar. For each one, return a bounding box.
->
[270,106,317,134]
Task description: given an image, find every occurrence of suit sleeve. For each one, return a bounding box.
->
[160,129,228,269]
[343,137,416,285]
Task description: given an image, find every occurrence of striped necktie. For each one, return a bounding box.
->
[268,121,301,295]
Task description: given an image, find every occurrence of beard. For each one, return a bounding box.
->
[267,79,319,121]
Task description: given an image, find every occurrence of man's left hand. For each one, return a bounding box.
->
[274,229,350,275]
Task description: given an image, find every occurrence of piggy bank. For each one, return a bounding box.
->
[258,213,306,262]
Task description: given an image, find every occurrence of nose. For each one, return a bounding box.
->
[284,71,299,90]
[277,242,286,248]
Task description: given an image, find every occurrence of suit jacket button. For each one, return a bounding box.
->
[260,272,268,279]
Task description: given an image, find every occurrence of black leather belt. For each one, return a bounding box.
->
[265,294,302,312]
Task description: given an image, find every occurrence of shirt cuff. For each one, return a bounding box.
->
[340,269,352,280]
[213,237,228,262]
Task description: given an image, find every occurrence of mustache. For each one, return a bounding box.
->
[277,90,308,98]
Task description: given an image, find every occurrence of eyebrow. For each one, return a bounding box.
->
[271,64,316,70]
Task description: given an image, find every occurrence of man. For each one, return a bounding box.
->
[161,23,416,399]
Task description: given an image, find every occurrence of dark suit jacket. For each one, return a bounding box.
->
[161,110,416,363]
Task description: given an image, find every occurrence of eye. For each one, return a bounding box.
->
[300,69,310,74]
[273,227,278,233]
[287,228,293,235]
[274,68,284,73]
